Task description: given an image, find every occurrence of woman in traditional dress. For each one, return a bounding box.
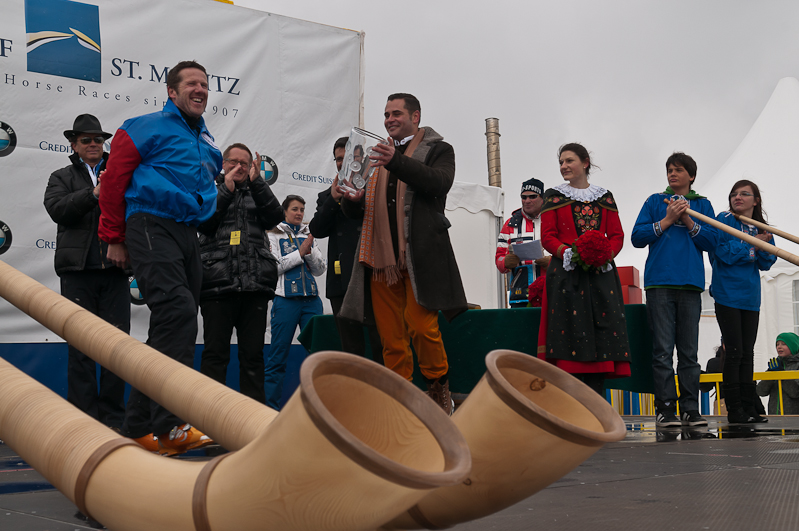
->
[710,180,776,423]
[536,143,631,394]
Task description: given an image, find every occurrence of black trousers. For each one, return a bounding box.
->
[330,296,383,364]
[60,269,129,428]
[715,302,759,386]
[121,213,202,438]
[200,293,270,403]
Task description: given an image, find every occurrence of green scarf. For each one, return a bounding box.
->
[777,332,799,356]
[664,186,705,199]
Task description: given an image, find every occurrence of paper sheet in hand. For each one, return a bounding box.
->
[510,241,544,261]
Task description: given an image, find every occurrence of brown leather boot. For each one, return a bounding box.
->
[426,378,453,416]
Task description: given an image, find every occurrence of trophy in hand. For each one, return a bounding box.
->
[338,127,386,193]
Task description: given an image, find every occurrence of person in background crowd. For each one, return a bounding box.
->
[197,143,283,403]
[710,180,776,423]
[43,114,128,430]
[99,60,219,455]
[309,137,382,362]
[536,143,630,396]
[339,93,468,416]
[631,152,717,428]
[495,178,549,307]
[264,195,326,409]
[757,333,799,415]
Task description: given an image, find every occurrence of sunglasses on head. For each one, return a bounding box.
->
[77,136,106,145]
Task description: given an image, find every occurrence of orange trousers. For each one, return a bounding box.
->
[370,272,448,381]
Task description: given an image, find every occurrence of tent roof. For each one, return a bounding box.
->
[703,77,799,261]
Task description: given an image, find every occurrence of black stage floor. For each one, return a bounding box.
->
[3,416,799,530]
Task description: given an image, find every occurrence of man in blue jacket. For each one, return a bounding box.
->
[631,152,716,428]
[99,60,221,455]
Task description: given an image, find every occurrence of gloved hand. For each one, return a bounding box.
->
[504,253,520,269]
[767,357,784,371]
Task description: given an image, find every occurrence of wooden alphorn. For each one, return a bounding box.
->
[0,260,472,531]
[663,199,799,266]
[381,350,627,530]
[733,213,799,246]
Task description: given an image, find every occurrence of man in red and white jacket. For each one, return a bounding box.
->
[495,178,547,307]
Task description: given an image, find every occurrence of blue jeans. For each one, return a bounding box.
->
[264,295,322,409]
[646,288,701,412]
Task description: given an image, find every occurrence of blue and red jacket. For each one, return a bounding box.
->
[99,99,223,243]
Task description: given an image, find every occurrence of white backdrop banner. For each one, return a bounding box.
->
[0,0,363,343]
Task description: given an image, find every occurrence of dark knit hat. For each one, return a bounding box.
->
[521,178,544,195]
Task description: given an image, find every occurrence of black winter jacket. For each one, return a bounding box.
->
[197,175,284,300]
[43,152,121,275]
[341,127,467,322]
[309,188,362,300]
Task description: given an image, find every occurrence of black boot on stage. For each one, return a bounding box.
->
[724,383,752,424]
[741,382,768,423]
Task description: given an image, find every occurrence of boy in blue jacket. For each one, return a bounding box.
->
[631,153,717,428]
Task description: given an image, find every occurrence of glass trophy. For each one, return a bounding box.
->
[338,127,386,193]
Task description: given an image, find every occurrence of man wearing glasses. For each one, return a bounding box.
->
[196,144,283,402]
[495,178,547,307]
[43,114,128,431]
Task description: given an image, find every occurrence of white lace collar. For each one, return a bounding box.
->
[554,182,607,202]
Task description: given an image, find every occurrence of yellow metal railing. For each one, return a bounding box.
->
[609,371,799,417]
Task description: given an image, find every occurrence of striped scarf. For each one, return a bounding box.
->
[358,128,425,285]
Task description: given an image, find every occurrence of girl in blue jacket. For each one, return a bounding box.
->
[710,180,776,423]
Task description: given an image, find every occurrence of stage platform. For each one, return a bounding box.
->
[3,416,799,530]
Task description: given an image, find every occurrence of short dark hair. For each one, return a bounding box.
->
[666,152,697,179]
[166,60,207,91]
[282,194,305,211]
[729,179,768,225]
[222,143,252,161]
[558,143,598,176]
[387,93,421,118]
[333,136,348,154]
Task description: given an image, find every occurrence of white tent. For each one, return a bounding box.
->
[698,77,799,371]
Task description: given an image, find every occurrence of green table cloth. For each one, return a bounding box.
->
[298,305,654,394]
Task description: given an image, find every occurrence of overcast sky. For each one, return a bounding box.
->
[235,0,799,267]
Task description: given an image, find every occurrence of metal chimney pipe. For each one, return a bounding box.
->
[485,118,502,188]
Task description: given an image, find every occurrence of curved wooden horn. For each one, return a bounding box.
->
[380,350,626,530]
[0,259,274,451]
[733,213,799,246]
[0,260,472,530]
[661,200,799,266]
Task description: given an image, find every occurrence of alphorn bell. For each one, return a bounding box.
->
[380,350,627,530]
[663,199,799,267]
[0,260,471,531]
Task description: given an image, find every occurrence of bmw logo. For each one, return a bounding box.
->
[0,221,12,255]
[258,154,278,185]
[128,276,146,305]
[0,122,17,158]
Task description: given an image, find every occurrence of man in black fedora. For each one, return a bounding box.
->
[43,114,130,431]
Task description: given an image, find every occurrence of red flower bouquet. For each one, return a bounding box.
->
[527,275,546,307]
[571,230,612,271]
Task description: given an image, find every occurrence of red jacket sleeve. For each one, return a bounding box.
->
[98,130,141,244]
[495,217,513,272]
[540,208,570,259]
[604,208,624,258]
